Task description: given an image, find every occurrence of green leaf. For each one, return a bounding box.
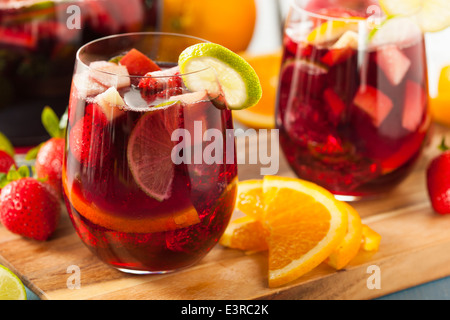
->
[0,173,7,189]
[42,106,63,138]
[25,142,44,161]
[0,131,15,157]
[439,137,450,152]
[17,166,31,178]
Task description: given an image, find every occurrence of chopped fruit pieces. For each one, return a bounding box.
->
[89,61,131,89]
[402,80,426,132]
[94,87,126,120]
[169,90,208,104]
[119,48,161,76]
[376,45,411,86]
[323,88,345,121]
[306,20,361,45]
[332,30,359,49]
[138,66,181,94]
[353,85,393,127]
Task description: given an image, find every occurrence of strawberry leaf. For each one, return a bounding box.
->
[25,142,44,161]
[439,137,450,152]
[42,106,64,139]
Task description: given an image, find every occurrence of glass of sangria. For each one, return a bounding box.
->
[277,0,430,200]
[0,0,160,147]
[62,33,238,274]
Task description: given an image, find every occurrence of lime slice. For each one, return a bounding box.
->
[0,265,27,300]
[0,132,14,157]
[379,0,450,32]
[178,43,262,110]
[127,109,175,202]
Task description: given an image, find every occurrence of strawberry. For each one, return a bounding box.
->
[35,137,65,197]
[0,173,61,241]
[69,103,108,167]
[427,139,450,215]
[0,150,16,174]
[119,48,161,76]
[26,107,66,197]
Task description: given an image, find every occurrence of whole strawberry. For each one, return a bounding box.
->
[26,107,66,197]
[0,175,61,241]
[35,137,65,197]
[427,139,450,214]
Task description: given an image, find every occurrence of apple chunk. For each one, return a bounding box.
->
[353,85,393,127]
[402,80,427,132]
[376,45,411,86]
[94,87,126,120]
[89,61,131,89]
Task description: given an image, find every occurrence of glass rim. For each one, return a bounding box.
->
[290,0,375,23]
[76,31,212,79]
[0,0,68,9]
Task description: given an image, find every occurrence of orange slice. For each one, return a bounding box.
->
[232,51,282,128]
[235,179,265,220]
[361,224,381,252]
[262,176,348,287]
[219,216,268,252]
[325,202,363,270]
[62,169,200,234]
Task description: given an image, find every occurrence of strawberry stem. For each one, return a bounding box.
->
[439,137,450,152]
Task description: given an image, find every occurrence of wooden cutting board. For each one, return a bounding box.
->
[1,124,449,300]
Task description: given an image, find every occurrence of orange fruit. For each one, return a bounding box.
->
[430,65,450,127]
[325,202,363,270]
[219,216,268,252]
[62,169,200,233]
[361,224,382,252]
[161,0,256,53]
[261,176,348,287]
[233,51,282,129]
[234,179,265,220]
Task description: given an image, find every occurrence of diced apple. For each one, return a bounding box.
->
[89,61,131,89]
[94,87,126,120]
[119,48,161,76]
[323,88,345,121]
[353,85,393,127]
[169,90,208,105]
[332,30,359,49]
[402,80,426,132]
[73,71,108,98]
[376,45,411,86]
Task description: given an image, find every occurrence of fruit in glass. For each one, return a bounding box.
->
[276,0,430,200]
[62,33,238,274]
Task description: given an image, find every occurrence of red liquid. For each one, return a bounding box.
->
[277,26,430,198]
[63,71,237,273]
[0,0,160,146]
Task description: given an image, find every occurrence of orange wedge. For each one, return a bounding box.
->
[325,202,363,270]
[430,65,450,127]
[62,169,200,234]
[262,176,348,287]
[219,216,268,252]
[361,224,381,252]
[232,51,282,129]
[235,179,265,220]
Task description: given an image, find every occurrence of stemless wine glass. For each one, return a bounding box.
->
[276,0,430,200]
[62,33,237,274]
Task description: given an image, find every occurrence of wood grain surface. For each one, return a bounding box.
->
[0,124,449,300]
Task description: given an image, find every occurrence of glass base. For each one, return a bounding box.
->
[333,192,387,202]
[115,267,178,275]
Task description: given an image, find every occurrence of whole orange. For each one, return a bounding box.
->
[161,0,257,53]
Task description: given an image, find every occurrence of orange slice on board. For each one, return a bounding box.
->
[62,169,200,234]
[325,201,363,270]
[361,224,381,252]
[261,176,348,287]
[219,216,268,252]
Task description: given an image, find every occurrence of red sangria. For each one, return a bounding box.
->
[63,33,238,273]
[0,0,160,146]
[277,0,430,200]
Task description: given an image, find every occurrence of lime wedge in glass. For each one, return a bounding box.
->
[178,43,262,110]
